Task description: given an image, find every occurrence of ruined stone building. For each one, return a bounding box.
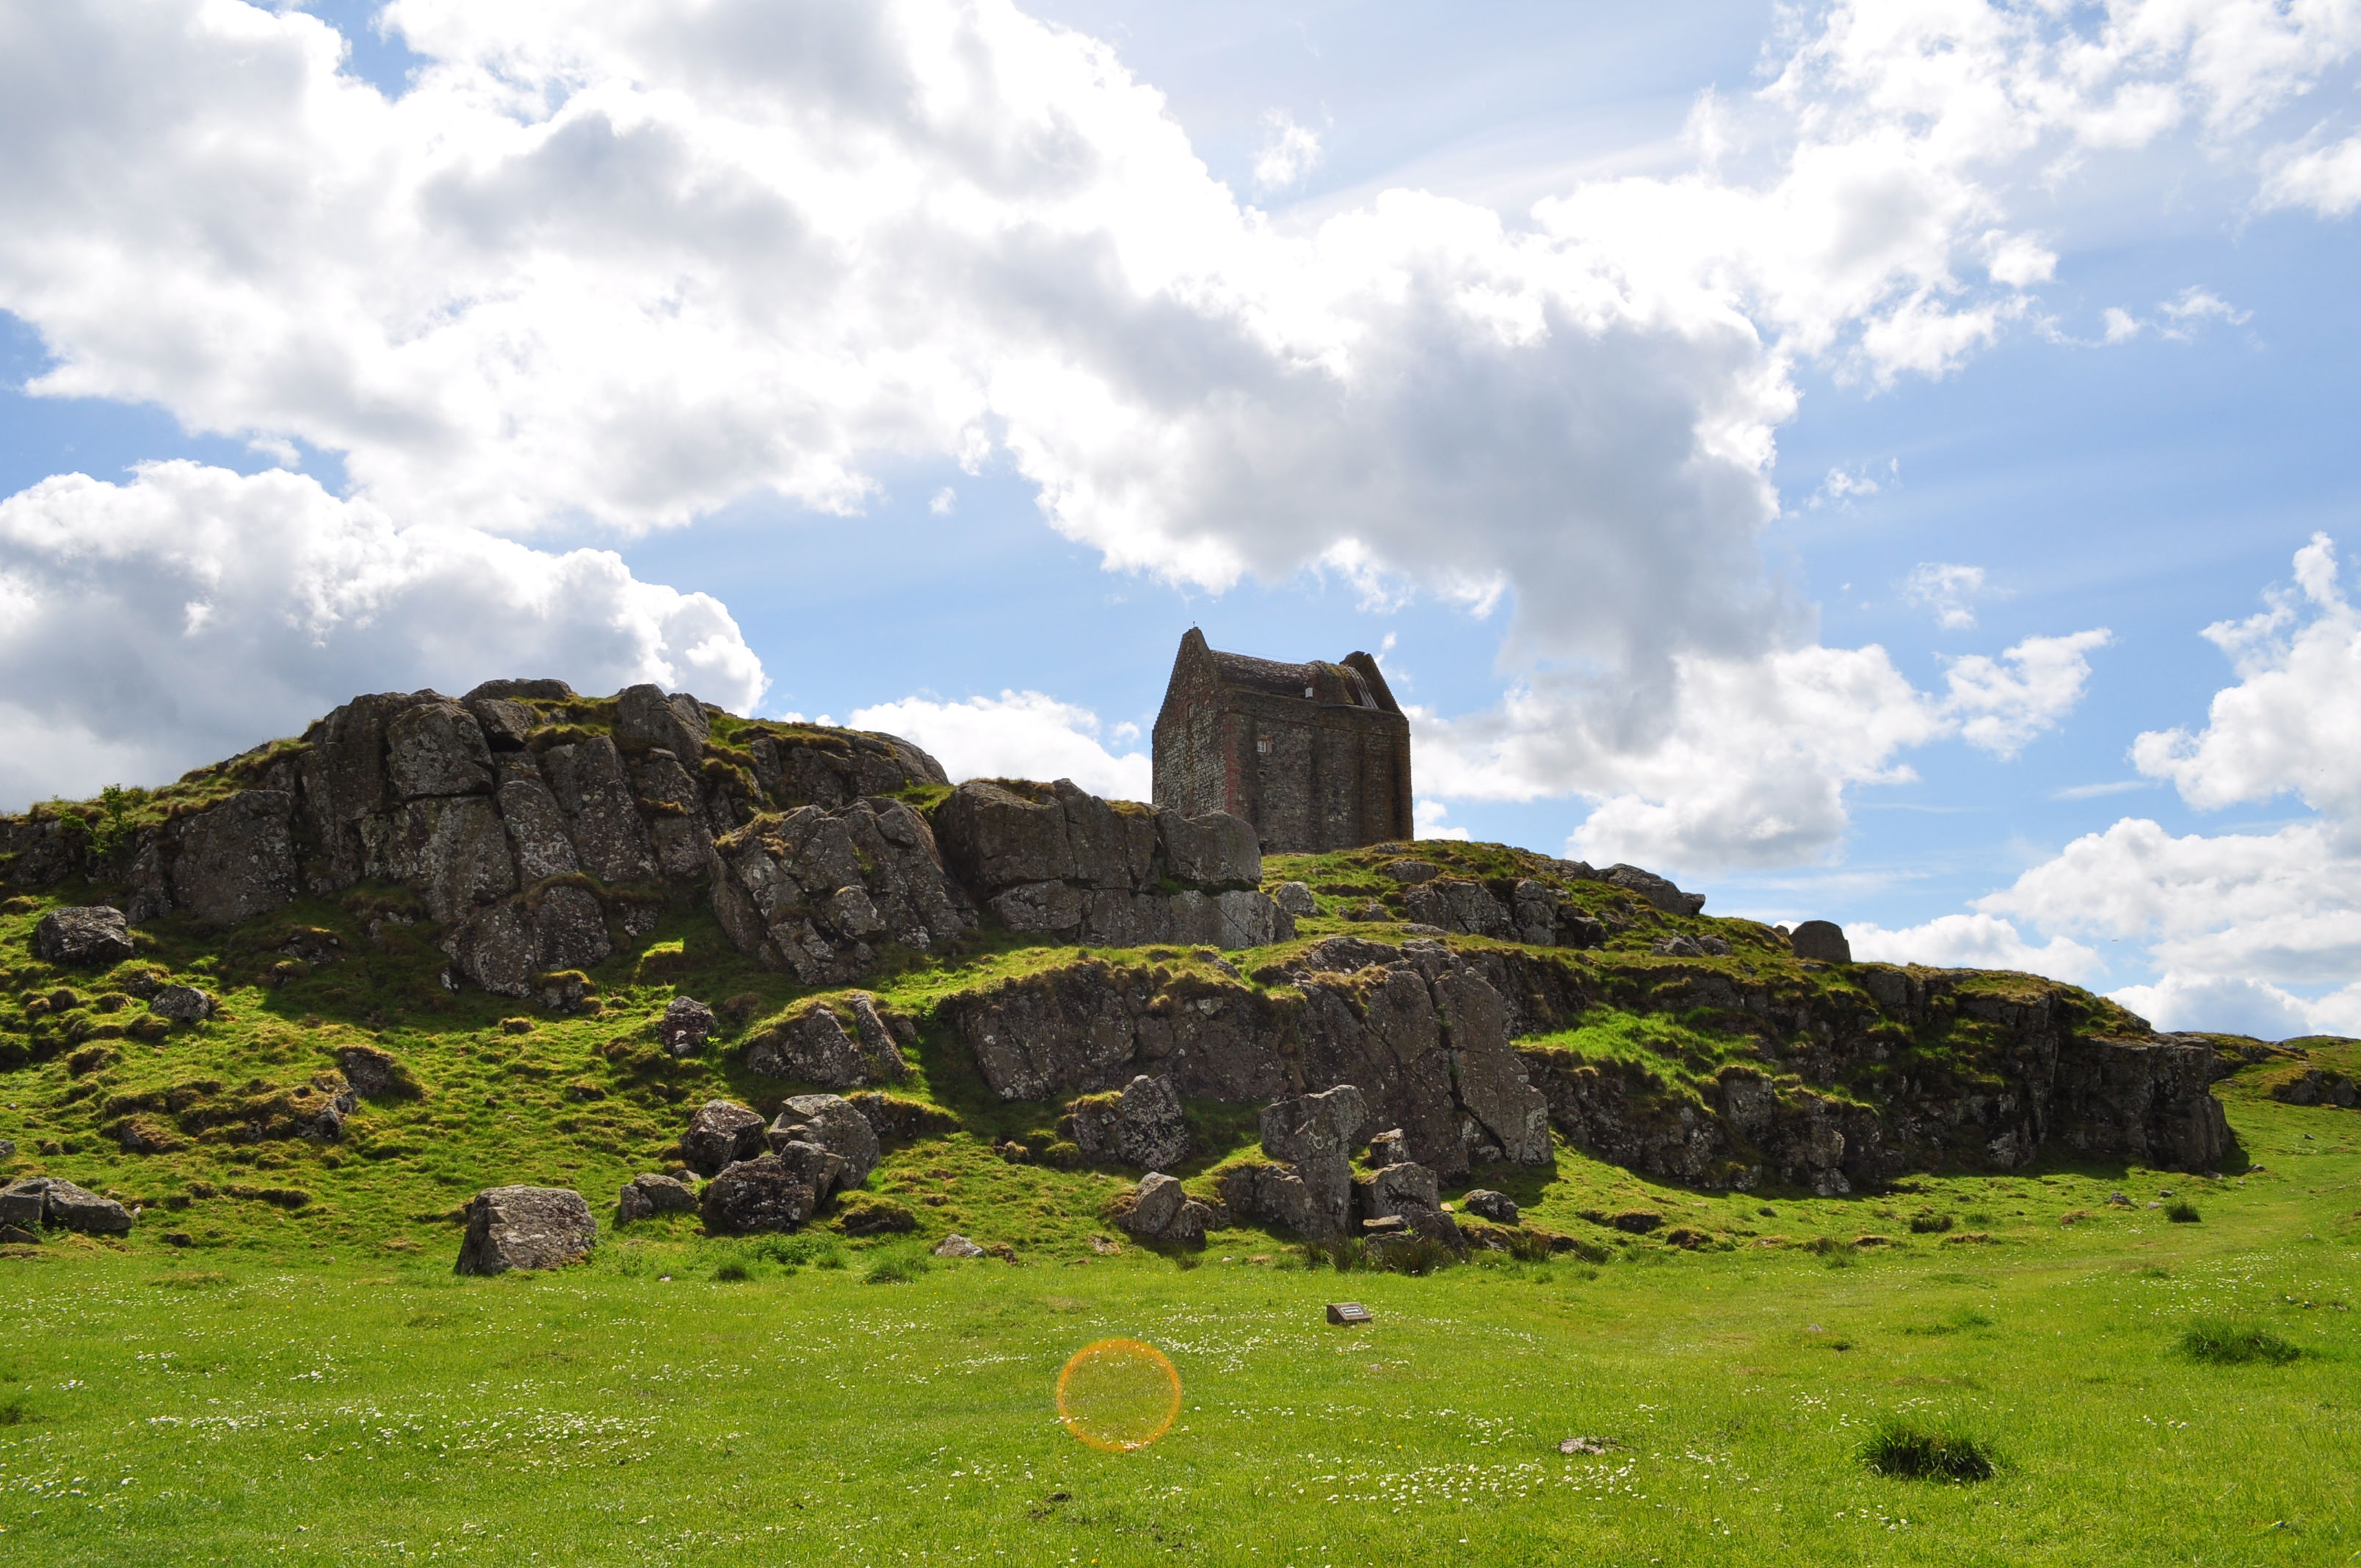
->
[1152,628,1412,853]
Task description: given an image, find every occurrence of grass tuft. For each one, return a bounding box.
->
[1860,1418,1996,1482]
[2180,1318,2299,1365]
[2164,1199,2201,1223]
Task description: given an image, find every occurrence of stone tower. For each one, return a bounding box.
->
[1152,629,1412,854]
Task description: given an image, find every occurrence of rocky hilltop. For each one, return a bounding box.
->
[0,680,2247,1263]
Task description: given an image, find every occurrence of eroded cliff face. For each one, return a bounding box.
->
[935,931,2230,1183]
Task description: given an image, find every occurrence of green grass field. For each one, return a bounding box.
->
[4,1079,2354,1567]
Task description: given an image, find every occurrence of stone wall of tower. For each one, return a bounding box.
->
[1152,632,1412,854]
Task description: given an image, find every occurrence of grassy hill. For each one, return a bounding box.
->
[1,836,2355,1564]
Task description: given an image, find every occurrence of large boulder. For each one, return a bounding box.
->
[0,1176,134,1235]
[1117,1171,1217,1245]
[767,1093,880,1188]
[1231,1084,1371,1241]
[658,996,717,1057]
[700,1150,831,1235]
[708,800,976,982]
[1156,810,1261,890]
[149,984,213,1023]
[538,737,659,884]
[681,1100,769,1177]
[614,1172,697,1224]
[454,1186,595,1274]
[33,907,134,965]
[1605,864,1706,916]
[1789,921,1852,963]
[1068,1075,1190,1171]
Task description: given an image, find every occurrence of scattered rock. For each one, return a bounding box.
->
[741,1002,899,1088]
[658,996,717,1057]
[0,1178,49,1228]
[149,984,214,1023]
[1608,1209,1662,1234]
[1067,1074,1192,1171]
[681,1100,769,1177]
[1559,1437,1611,1456]
[614,1172,697,1224]
[454,1186,595,1274]
[1382,860,1439,884]
[1788,921,1851,964]
[0,1224,38,1246]
[1117,1172,1218,1246]
[767,1093,880,1188]
[933,1233,987,1258]
[1222,1084,1370,1241]
[1272,881,1319,918]
[335,1044,414,1101]
[700,1153,824,1235]
[33,906,135,965]
[1462,1189,1519,1225]
[844,1092,962,1144]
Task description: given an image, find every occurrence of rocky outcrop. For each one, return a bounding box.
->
[934,780,1290,949]
[939,937,1556,1178]
[33,907,134,966]
[1789,920,1852,963]
[614,1172,697,1224]
[2051,1037,2230,1169]
[1217,1085,1371,1242]
[1461,1189,1517,1224]
[709,799,974,982]
[1067,1075,1190,1170]
[741,996,907,1089]
[1603,864,1707,915]
[454,1186,596,1274]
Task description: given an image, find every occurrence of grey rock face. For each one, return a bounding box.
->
[167,791,298,925]
[363,796,516,922]
[1118,1171,1217,1246]
[2053,1037,2230,1170]
[767,1093,880,1188]
[495,775,581,882]
[710,799,976,984]
[1356,1160,1439,1220]
[149,984,213,1023]
[843,994,910,1081]
[1239,1084,1371,1241]
[1069,1075,1191,1171]
[1382,859,1440,884]
[658,996,717,1057]
[741,1003,898,1089]
[385,701,494,799]
[0,1178,50,1228]
[681,1100,769,1177]
[615,684,711,763]
[34,906,134,965]
[1434,968,1552,1165]
[1789,921,1852,963]
[468,697,540,752]
[614,1172,697,1224]
[539,737,659,884]
[1405,879,1512,940]
[1157,810,1261,890]
[700,1152,823,1235]
[439,885,610,998]
[1272,881,1319,918]
[454,1186,596,1274]
[465,678,577,703]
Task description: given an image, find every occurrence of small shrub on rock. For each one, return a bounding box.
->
[1608,1209,1662,1234]
[1909,1213,1954,1234]
[834,1194,917,1237]
[1860,1419,1995,1482]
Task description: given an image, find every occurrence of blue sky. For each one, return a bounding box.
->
[2,0,2358,1037]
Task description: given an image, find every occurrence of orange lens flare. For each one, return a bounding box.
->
[1056,1337,1182,1453]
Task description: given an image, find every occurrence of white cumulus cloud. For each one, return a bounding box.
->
[1847,912,2104,986]
[0,462,766,809]
[844,689,1150,800]
[1904,562,1990,629]
[1252,110,1324,190]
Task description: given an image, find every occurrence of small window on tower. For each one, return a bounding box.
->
[1256,737,1273,756]
[1303,686,1315,699]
